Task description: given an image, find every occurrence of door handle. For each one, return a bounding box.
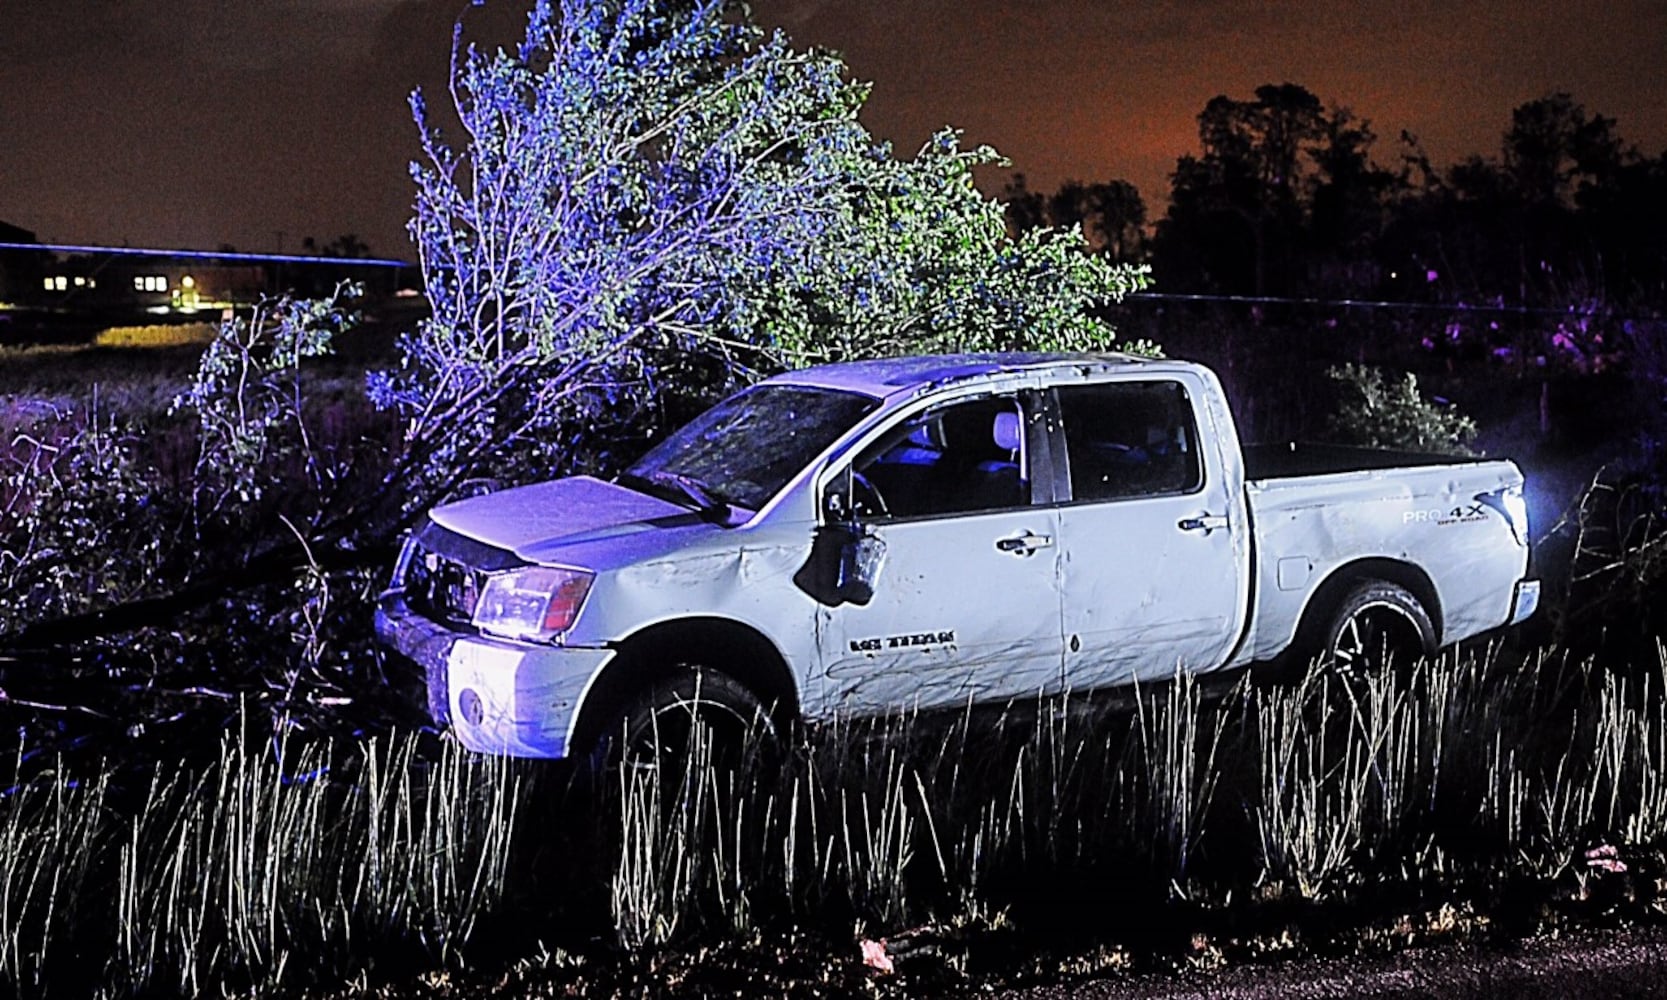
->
[996,531,1054,555]
[1178,514,1229,534]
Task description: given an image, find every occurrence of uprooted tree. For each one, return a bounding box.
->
[0,0,1145,731]
[367,0,1148,519]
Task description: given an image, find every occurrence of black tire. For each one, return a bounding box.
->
[1317,580,1436,676]
[602,667,781,777]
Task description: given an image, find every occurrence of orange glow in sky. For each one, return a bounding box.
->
[3,0,1662,257]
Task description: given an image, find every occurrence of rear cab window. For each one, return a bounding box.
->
[1055,381,1203,502]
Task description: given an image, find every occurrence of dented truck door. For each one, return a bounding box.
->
[1052,374,1251,687]
[815,389,1065,714]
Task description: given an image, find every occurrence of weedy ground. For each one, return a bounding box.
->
[2,326,1666,997]
[2,645,1665,998]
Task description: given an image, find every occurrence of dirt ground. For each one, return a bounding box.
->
[1009,925,1667,1000]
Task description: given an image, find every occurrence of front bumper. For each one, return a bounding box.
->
[375,595,615,759]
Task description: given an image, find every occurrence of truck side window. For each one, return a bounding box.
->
[1058,381,1202,501]
[843,395,1029,520]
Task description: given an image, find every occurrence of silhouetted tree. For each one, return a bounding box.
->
[1581,148,1667,300]
[1002,175,1146,260]
[1381,93,1650,308]
[1081,179,1147,261]
[1047,180,1092,235]
[1153,83,1331,295]
[1308,108,1396,293]
[1505,93,1621,208]
[1001,173,1048,235]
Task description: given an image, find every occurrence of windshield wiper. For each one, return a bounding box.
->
[616,471,736,524]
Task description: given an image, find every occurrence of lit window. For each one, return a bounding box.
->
[133,276,145,291]
[87,277,95,288]
[53,275,68,291]
[44,277,54,291]
[73,276,86,287]
[153,276,167,292]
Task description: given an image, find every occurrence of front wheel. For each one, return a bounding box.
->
[1317,580,1435,676]
[604,667,781,778]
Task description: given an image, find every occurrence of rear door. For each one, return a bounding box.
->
[815,387,1065,714]
[1052,375,1248,687]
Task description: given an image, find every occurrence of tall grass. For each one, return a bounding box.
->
[6,642,1666,995]
[93,324,219,350]
[0,727,520,997]
[602,644,1667,950]
[0,767,108,995]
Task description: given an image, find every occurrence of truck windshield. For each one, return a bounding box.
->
[622,384,879,512]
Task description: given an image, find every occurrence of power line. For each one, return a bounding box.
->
[0,241,411,269]
[1125,290,1644,319]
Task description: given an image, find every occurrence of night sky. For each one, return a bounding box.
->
[4,0,1664,261]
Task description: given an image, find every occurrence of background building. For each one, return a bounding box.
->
[0,229,415,342]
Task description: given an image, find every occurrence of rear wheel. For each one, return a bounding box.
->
[1317,580,1435,676]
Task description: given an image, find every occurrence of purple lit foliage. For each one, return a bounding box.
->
[381,0,869,493]
[378,0,1144,501]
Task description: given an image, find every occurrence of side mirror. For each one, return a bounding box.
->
[793,483,886,607]
[833,525,884,605]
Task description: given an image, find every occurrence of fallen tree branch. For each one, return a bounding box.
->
[0,537,397,654]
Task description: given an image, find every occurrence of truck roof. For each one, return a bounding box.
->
[769,351,1155,399]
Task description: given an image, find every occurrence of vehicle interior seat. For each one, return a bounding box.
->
[970,408,1025,509]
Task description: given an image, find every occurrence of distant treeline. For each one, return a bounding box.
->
[1006,85,1667,310]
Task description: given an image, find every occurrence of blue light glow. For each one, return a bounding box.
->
[0,241,411,268]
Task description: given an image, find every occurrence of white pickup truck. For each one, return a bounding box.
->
[375,352,1539,759]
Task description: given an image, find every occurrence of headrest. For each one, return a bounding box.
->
[992,410,1021,452]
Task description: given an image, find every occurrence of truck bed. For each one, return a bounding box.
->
[1243,442,1471,481]
[1236,448,1527,665]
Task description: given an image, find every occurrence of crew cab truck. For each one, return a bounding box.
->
[375,352,1539,759]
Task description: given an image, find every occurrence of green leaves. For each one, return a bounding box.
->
[175,284,359,508]
[0,407,164,631]
[760,128,1151,365]
[384,0,1151,498]
[1324,363,1478,455]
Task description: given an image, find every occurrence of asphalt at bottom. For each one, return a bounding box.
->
[1009,925,1667,1000]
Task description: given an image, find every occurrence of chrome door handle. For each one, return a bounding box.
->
[996,531,1054,555]
[1178,514,1229,534]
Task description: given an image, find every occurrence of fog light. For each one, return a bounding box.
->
[458,688,485,726]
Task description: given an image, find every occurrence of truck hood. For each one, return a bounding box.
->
[428,475,699,564]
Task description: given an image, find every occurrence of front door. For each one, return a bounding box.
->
[816,391,1064,715]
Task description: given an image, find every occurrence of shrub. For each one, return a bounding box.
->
[0,404,166,632]
[1324,363,1478,454]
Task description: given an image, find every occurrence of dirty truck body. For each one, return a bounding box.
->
[375,352,1539,758]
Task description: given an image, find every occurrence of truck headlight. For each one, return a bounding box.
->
[472,565,594,641]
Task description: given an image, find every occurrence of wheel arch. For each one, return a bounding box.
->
[569,616,801,755]
[1293,558,1444,658]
